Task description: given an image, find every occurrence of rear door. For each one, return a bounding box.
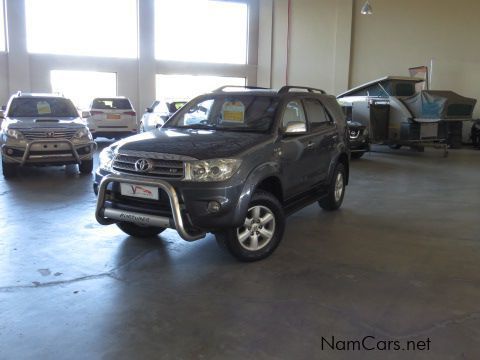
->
[302,97,338,184]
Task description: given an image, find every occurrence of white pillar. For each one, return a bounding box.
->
[5,0,30,94]
[137,0,156,115]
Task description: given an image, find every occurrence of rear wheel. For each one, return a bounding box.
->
[2,159,17,179]
[319,163,346,211]
[78,159,93,174]
[117,222,166,238]
[215,190,285,262]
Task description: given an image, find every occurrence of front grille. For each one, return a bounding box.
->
[22,128,78,140]
[113,154,184,179]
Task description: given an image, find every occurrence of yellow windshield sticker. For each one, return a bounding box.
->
[37,101,52,115]
[222,101,245,123]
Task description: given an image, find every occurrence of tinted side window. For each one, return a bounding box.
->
[303,98,330,128]
[282,100,306,128]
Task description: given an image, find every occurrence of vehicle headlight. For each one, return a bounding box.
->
[73,128,92,141]
[99,145,116,171]
[6,129,24,140]
[185,159,242,182]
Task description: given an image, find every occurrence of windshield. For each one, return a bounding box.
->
[91,98,132,110]
[8,97,79,118]
[164,95,278,132]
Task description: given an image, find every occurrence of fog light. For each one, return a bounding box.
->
[207,201,221,213]
[6,148,14,155]
[84,146,91,154]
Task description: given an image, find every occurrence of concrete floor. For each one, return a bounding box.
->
[1,143,479,359]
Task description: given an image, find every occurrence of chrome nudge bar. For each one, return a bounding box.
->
[95,174,205,241]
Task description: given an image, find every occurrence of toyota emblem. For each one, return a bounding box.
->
[134,158,153,172]
[46,132,55,137]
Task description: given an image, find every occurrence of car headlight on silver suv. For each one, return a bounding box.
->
[99,145,116,171]
[184,159,242,182]
[73,128,92,141]
[6,129,25,140]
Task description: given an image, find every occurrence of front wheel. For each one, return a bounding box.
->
[117,222,166,238]
[215,190,285,262]
[319,163,346,211]
[78,159,93,174]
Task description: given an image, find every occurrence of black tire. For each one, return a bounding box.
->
[2,159,17,179]
[351,152,365,159]
[389,144,402,150]
[319,163,346,211]
[215,190,285,262]
[78,159,93,174]
[116,222,166,238]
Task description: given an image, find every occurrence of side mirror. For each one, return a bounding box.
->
[1,105,6,111]
[0,110,4,119]
[284,121,307,135]
[81,111,91,119]
[146,107,153,113]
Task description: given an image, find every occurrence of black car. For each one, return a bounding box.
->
[472,120,480,148]
[347,120,369,158]
[94,86,350,261]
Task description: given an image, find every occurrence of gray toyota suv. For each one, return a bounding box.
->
[94,86,350,261]
[1,92,95,178]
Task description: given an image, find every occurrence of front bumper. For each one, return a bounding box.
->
[349,137,370,152]
[2,139,96,165]
[94,171,245,241]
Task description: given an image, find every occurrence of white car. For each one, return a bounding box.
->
[139,100,186,132]
[87,97,137,139]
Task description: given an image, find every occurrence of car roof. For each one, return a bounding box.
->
[12,92,66,98]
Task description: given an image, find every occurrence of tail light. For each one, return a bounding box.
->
[124,111,136,116]
[90,111,104,116]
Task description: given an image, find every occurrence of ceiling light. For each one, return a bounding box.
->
[361,0,373,15]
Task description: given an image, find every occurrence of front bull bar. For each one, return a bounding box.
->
[95,174,206,241]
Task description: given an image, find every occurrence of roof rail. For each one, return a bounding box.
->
[278,86,326,95]
[213,85,270,93]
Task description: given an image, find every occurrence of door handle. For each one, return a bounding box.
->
[306,142,315,150]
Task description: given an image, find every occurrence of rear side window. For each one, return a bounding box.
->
[92,98,132,110]
[303,98,330,128]
[8,97,78,118]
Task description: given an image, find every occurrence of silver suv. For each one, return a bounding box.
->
[0,92,95,178]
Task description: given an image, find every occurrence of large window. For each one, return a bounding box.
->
[25,0,137,58]
[155,0,248,64]
[0,0,5,51]
[156,74,245,101]
[50,70,117,109]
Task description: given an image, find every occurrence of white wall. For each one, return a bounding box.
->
[350,0,480,89]
[258,0,352,94]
